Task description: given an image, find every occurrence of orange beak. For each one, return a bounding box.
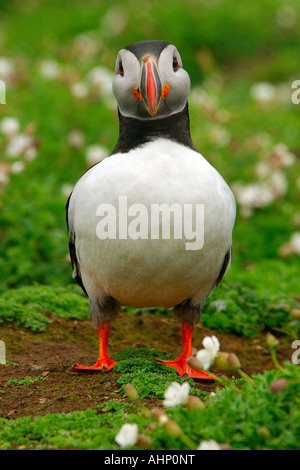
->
[139,57,162,116]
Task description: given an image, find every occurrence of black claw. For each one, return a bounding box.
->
[101,365,107,373]
[183,372,188,377]
[155,358,163,363]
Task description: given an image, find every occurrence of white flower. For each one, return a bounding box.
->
[276,5,297,29]
[232,182,274,210]
[71,82,89,99]
[198,439,221,450]
[210,125,230,147]
[0,117,20,136]
[189,87,208,106]
[73,33,99,59]
[115,423,138,448]
[0,57,14,79]
[249,132,272,149]
[86,144,108,165]
[269,171,287,198]
[6,134,31,157]
[209,299,227,312]
[0,165,9,185]
[202,336,220,353]
[279,232,300,257]
[216,109,231,123]
[189,87,218,113]
[251,82,276,103]
[255,162,271,179]
[163,381,190,408]
[158,414,169,425]
[11,161,25,174]
[39,60,60,80]
[24,147,38,161]
[87,66,114,95]
[196,336,220,370]
[101,7,128,36]
[290,232,300,255]
[68,129,85,149]
[270,143,295,168]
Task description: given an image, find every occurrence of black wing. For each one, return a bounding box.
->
[66,193,87,296]
[215,246,232,288]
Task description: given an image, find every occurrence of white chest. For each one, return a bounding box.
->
[69,139,236,307]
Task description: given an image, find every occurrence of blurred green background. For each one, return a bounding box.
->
[1,2,300,449]
[0,0,299,299]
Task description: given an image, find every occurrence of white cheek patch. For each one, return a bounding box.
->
[112,49,141,115]
[158,45,190,112]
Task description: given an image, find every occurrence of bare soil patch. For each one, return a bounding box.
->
[0,310,292,419]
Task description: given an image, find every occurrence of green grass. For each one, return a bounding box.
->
[0,284,89,332]
[0,279,298,337]
[202,279,299,338]
[0,362,299,450]
[0,0,300,293]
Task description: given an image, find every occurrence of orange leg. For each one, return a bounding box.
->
[156,322,214,379]
[72,322,117,372]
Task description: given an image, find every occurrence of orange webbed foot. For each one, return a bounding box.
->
[72,357,117,373]
[156,357,214,380]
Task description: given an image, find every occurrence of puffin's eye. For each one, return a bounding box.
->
[172,56,179,71]
[118,61,124,76]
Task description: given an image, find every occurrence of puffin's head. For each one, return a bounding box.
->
[112,40,190,120]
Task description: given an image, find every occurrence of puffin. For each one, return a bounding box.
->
[66,40,236,379]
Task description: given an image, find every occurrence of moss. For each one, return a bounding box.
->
[7,376,46,386]
[202,280,299,338]
[113,348,208,400]
[0,284,89,332]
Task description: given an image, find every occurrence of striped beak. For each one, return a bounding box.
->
[139,57,162,116]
